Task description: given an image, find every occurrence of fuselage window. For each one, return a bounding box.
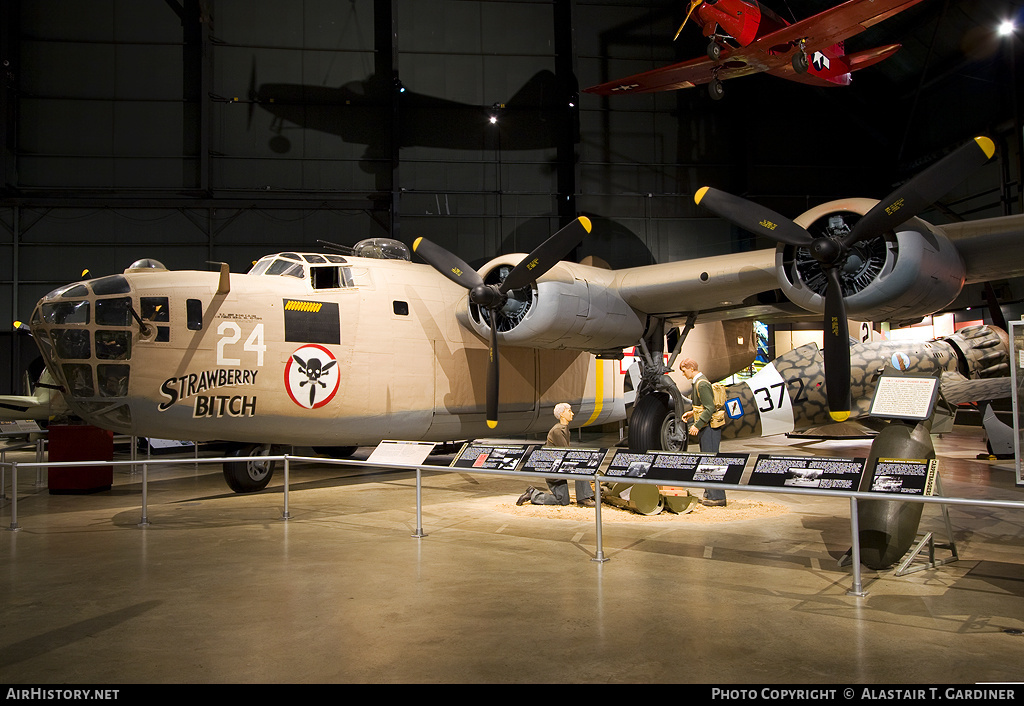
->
[141,297,170,322]
[393,301,409,316]
[141,296,171,342]
[186,299,203,331]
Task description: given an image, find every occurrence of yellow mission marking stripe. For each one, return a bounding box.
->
[582,359,605,427]
[285,301,323,313]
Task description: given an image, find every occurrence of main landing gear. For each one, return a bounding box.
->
[627,316,695,452]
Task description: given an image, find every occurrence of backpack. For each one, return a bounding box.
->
[692,379,728,428]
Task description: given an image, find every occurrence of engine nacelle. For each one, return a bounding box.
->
[776,198,966,322]
[458,256,645,352]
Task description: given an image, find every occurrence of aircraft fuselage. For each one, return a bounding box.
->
[29,253,625,446]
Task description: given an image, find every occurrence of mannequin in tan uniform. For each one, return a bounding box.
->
[516,402,596,507]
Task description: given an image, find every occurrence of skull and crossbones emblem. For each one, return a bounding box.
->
[285,344,340,409]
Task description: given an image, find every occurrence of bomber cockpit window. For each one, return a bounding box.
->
[248,258,272,276]
[311,266,353,290]
[266,259,304,278]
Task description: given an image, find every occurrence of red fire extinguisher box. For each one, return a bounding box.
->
[48,424,114,494]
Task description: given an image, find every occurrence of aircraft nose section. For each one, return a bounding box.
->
[29,273,140,433]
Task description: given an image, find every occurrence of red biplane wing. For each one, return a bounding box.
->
[583,0,926,96]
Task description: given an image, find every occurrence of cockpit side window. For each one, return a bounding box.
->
[266,259,305,278]
[248,259,272,276]
[311,266,353,290]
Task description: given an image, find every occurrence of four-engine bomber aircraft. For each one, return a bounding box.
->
[584,0,926,101]
[26,136,1024,495]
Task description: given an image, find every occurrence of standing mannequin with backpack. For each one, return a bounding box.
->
[679,358,728,507]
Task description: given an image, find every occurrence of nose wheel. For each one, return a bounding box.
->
[223,443,276,493]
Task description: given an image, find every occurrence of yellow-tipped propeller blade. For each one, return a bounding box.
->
[673,0,703,41]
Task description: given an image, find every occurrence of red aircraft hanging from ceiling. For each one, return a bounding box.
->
[584,0,927,100]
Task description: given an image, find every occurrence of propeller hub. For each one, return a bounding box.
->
[810,237,844,266]
[470,284,505,310]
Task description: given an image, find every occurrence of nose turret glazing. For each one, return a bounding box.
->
[30,274,137,433]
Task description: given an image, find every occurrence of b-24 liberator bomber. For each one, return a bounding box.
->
[26,137,1024,494]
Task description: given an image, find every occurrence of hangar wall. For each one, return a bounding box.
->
[1,0,1021,393]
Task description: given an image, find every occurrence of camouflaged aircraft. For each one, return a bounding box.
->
[636,323,1012,452]
[25,136,1024,495]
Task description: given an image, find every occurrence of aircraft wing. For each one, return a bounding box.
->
[936,214,1024,284]
[584,0,926,95]
[585,54,748,95]
[752,0,926,55]
[611,248,786,320]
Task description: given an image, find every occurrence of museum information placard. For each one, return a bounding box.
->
[869,374,939,421]
[521,447,608,475]
[868,457,937,495]
[748,455,866,489]
[605,450,748,484]
[450,442,536,471]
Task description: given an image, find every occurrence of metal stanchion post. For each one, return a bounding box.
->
[140,448,149,524]
[282,455,291,520]
[8,461,19,531]
[412,467,426,538]
[847,497,866,597]
[592,475,608,563]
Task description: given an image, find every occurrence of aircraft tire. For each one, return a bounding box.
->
[792,50,809,75]
[708,79,724,101]
[707,41,721,61]
[223,443,276,493]
[628,392,684,452]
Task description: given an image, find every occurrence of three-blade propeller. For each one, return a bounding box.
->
[694,136,995,421]
[413,216,592,428]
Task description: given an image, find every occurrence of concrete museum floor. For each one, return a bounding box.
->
[2,424,1023,684]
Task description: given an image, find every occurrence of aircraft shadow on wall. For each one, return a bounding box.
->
[247,65,572,171]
